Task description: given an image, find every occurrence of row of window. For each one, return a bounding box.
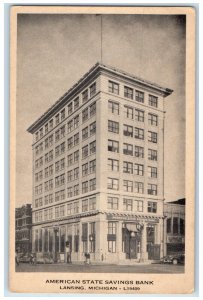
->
[108,138,157,157]
[107,178,158,195]
[35,82,97,142]
[35,140,96,169]
[108,159,157,177]
[108,81,158,107]
[35,176,96,195]
[34,198,158,223]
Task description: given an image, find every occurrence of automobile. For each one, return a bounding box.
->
[18,252,31,263]
[160,253,185,265]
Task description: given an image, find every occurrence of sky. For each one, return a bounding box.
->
[16,13,186,207]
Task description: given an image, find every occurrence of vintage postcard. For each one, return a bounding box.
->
[9,6,195,294]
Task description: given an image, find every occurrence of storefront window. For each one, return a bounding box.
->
[60,226,66,253]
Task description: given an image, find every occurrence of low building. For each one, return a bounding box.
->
[163,199,185,255]
[15,204,32,253]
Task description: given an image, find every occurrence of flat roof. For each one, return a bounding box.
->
[27,62,173,133]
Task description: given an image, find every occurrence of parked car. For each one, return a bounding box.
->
[160,253,185,265]
[18,252,31,263]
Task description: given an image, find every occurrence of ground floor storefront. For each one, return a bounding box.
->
[32,212,164,264]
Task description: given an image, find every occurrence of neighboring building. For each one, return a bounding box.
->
[27,62,173,263]
[15,204,32,253]
[163,199,185,255]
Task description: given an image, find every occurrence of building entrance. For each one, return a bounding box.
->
[122,223,141,259]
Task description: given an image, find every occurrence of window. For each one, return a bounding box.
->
[39,128,43,138]
[55,174,65,187]
[68,102,73,115]
[108,159,119,171]
[124,86,133,99]
[135,90,144,103]
[108,80,119,95]
[123,143,133,156]
[55,207,59,218]
[82,223,88,252]
[135,127,144,140]
[89,140,96,154]
[90,82,96,97]
[134,164,144,176]
[49,119,53,130]
[67,170,73,182]
[67,137,73,150]
[135,109,144,122]
[74,167,79,180]
[107,197,118,210]
[123,180,133,192]
[45,123,49,134]
[61,109,65,121]
[123,161,133,174]
[180,218,185,235]
[82,108,88,122]
[108,140,119,153]
[108,101,119,115]
[74,97,79,110]
[74,150,79,162]
[89,178,96,191]
[82,127,88,140]
[123,124,133,137]
[73,201,79,214]
[82,145,88,159]
[45,138,49,149]
[67,154,73,166]
[55,129,60,142]
[82,199,88,212]
[35,132,39,141]
[148,201,157,213]
[124,106,133,119]
[107,178,119,190]
[74,133,79,145]
[148,149,157,161]
[107,222,116,253]
[82,89,88,103]
[148,113,158,126]
[173,217,179,234]
[49,135,53,147]
[82,163,88,176]
[148,131,157,143]
[82,181,88,193]
[67,203,73,215]
[89,159,96,173]
[67,187,73,198]
[134,200,143,212]
[134,182,144,194]
[167,218,171,233]
[149,95,158,107]
[135,146,144,158]
[67,120,73,133]
[148,166,157,178]
[74,115,79,128]
[55,114,60,125]
[89,197,96,210]
[89,102,96,117]
[148,184,157,195]
[108,120,119,133]
[60,205,65,217]
[74,184,79,196]
[123,198,133,211]
[89,121,96,135]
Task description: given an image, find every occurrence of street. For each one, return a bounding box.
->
[16,262,184,273]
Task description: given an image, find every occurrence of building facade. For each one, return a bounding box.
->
[163,199,185,255]
[15,204,32,253]
[27,63,173,263]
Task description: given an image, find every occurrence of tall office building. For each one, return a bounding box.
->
[27,63,173,263]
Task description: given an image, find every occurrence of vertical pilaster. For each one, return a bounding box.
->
[140,223,148,262]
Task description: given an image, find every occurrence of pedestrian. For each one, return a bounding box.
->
[66,241,72,264]
[15,251,19,266]
[30,253,36,265]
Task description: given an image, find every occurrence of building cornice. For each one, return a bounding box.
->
[27,62,173,134]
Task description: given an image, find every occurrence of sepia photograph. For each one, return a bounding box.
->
[9,6,195,294]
